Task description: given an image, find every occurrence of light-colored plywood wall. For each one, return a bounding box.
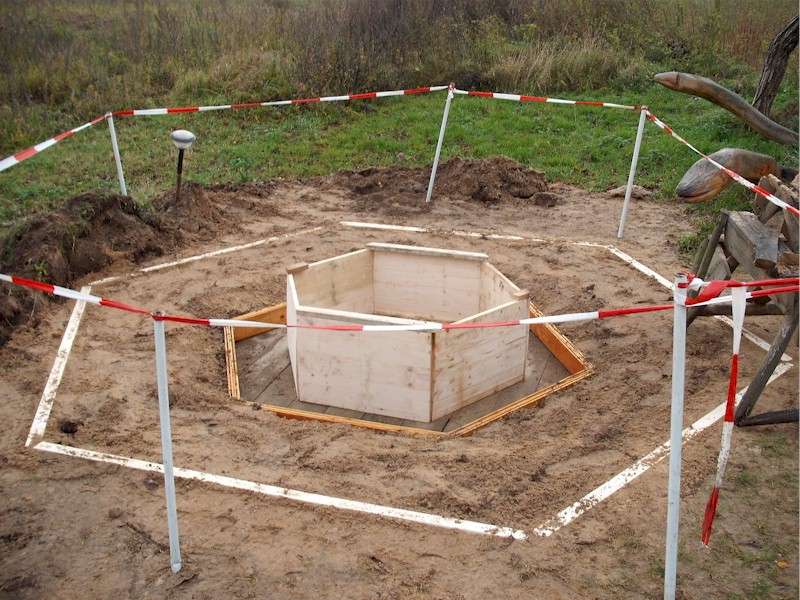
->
[478,262,521,312]
[287,275,299,391]
[295,308,433,421]
[372,250,483,321]
[431,299,529,420]
[294,248,374,313]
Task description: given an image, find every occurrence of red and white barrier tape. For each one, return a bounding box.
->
[645,110,800,217]
[112,85,449,117]
[0,274,150,315]
[700,286,747,545]
[2,272,797,333]
[0,86,448,173]
[0,114,107,173]
[454,89,639,111]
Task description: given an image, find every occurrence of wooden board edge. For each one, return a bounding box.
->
[260,404,446,437]
[367,242,489,261]
[223,326,241,400]
[446,368,593,437]
[528,301,589,374]
[233,302,288,342]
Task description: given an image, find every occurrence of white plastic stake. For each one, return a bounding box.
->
[107,113,128,196]
[153,316,182,573]
[616,107,647,239]
[425,83,455,203]
[664,273,688,600]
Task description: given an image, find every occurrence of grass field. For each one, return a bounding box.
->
[0,0,797,257]
[1,82,796,252]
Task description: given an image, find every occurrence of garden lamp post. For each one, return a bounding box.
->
[170,129,196,203]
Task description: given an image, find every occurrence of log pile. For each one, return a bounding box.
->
[689,177,798,426]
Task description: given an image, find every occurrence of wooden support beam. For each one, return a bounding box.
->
[693,211,729,279]
[286,262,309,274]
[724,211,779,272]
[735,295,798,425]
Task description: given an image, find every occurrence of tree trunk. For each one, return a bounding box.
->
[752,16,799,117]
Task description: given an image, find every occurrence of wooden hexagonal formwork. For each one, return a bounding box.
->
[286,243,529,422]
[224,243,592,436]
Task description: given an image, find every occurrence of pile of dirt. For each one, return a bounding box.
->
[323,157,549,211]
[0,183,256,345]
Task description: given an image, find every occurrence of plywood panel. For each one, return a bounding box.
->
[287,275,299,391]
[372,251,482,321]
[294,248,373,312]
[479,262,521,312]
[295,310,433,421]
[431,299,529,420]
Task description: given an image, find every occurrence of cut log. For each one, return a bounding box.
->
[724,211,779,272]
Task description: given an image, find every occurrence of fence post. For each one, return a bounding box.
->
[616,106,647,239]
[664,273,688,600]
[425,83,455,203]
[106,113,128,196]
[152,314,182,573]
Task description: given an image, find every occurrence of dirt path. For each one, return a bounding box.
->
[1,159,797,599]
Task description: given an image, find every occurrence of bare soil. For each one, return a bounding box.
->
[0,158,797,599]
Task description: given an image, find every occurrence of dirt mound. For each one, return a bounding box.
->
[324,157,548,213]
[0,183,254,344]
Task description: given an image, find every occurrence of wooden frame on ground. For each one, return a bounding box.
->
[223,301,592,437]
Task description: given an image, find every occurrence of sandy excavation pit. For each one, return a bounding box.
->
[3,161,797,598]
[40,219,772,525]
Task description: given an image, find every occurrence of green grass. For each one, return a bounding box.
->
[0,82,796,230]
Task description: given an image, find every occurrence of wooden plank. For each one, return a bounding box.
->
[259,405,444,437]
[372,251,482,321]
[232,303,287,341]
[449,369,593,437]
[367,242,488,262]
[295,248,373,312]
[295,311,433,421]
[223,327,240,400]
[287,276,299,391]
[431,299,529,420]
[528,302,588,375]
[724,211,779,272]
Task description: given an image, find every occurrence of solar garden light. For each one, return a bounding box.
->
[170,129,196,203]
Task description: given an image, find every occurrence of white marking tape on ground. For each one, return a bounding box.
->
[532,360,794,537]
[25,287,90,447]
[90,227,323,286]
[33,441,527,540]
[605,245,673,290]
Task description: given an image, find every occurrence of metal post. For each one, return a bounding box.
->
[153,315,182,573]
[175,149,185,203]
[425,83,455,203]
[616,107,647,239]
[664,273,688,600]
[106,113,128,196]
